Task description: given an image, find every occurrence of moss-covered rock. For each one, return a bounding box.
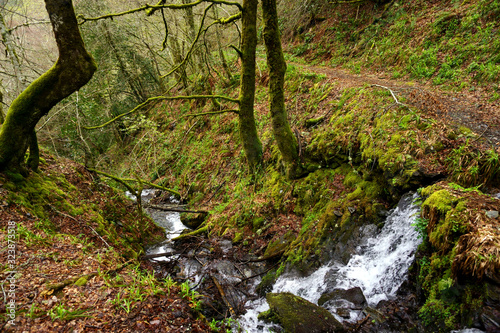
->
[262,292,345,333]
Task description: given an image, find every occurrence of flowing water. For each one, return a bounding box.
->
[239,192,422,332]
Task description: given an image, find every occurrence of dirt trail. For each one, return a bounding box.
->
[294,62,500,151]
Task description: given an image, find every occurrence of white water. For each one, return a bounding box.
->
[126,190,187,261]
[239,193,422,332]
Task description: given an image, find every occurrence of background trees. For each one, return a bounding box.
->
[0,0,302,178]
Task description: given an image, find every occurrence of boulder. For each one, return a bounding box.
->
[318,287,367,308]
[261,292,345,333]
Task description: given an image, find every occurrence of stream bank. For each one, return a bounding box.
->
[143,192,426,332]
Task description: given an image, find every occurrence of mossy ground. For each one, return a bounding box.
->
[91,24,500,328]
[0,152,210,331]
[23,0,500,331]
[416,182,499,331]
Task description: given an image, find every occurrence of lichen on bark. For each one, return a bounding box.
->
[262,0,300,179]
[238,0,263,171]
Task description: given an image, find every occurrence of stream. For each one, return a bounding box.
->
[137,191,460,331]
[238,192,422,332]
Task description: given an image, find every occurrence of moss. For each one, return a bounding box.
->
[73,276,89,286]
[422,189,457,214]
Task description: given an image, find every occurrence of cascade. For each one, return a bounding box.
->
[239,192,422,331]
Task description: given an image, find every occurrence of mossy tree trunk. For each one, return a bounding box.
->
[262,0,300,178]
[0,0,96,172]
[238,0,263,171]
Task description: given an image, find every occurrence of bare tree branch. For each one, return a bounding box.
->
[78,0,242,24]
[83,94,239,130]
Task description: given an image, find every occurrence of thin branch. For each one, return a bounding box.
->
[88,168,182,198]
[78,0,242,25]
[161,4,214,78]
[371,84,408,107]
[78,1,204,24]
[7,20,51,32]
[182,109,239,118]
[160,8,169,51]
[83,94,239,130]
[145,203,207,214]
[48,204,110,248]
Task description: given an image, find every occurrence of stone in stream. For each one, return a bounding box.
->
[259,292,345,333]
[318,286,367,308]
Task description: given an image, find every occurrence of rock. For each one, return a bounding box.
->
[485,210,499,219]
[263,292,345,333]
[333,210,343,217]
[363,306,387,323]
[263,231,295,259]
[318,287,367,308]
[348,206,356,214]
[180,212,207,229]
[335,308,351,319]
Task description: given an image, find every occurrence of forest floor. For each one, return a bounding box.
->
[0,159,212,332]
[2,59,499,332]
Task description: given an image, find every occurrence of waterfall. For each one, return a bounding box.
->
[239,192,422,331]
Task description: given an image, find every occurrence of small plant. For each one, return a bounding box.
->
[48,303,91,321]
[180,281,202,311]
[412,216,429,240]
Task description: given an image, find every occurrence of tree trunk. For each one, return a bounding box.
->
[262,0,300,179]
[238,0,262,171]
[0,0,96,172]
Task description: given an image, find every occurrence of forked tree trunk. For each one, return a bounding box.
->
[0,0,96,172]
[238,0,262,171]
[262,0,300,178]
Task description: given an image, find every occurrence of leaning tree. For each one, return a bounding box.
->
[0,0,96,173]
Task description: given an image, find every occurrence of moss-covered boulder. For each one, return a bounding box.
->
[260,292,345,332]
[180,212,207,229]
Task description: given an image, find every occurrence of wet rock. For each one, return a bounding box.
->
[485,210,499,219]
[481,306,500,332]
[363,306,387,323]
[335,308,351,319]
[318,287,367,308]
[262,292,345,333]
[263,231,295,259]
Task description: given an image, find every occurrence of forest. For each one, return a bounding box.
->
[0,0,499,332]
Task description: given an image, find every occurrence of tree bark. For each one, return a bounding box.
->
[0,0,96,172]
[238,0,262,171]
[262,0,300,178]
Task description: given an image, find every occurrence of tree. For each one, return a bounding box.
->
[0,0,96,172]
[237,0,263,171]
[262,0,301,178]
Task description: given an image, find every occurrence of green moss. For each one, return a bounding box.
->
[422,189,457,214]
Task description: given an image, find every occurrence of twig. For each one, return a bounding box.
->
[212,275,236,316]
[177,120,200,148]
[371,84,408,107]
[205,180,226,204]
[182,109,239,118]
[145,203,207,214]
[140,252,175,260]
[235,262,280,286]
[471,125,489,143]
[83,94,238,130]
